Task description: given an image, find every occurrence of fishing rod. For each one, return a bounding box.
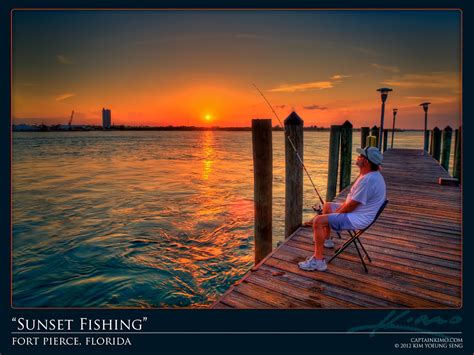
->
[252,83,325,209]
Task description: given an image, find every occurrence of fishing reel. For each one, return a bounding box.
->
[312,203,323,215]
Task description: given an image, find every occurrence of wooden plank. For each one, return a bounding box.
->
[219,290,273,309]
[288,237,461,286]
[273,245,454,308]
[289,236,461,276]
[299,228,461,260]
[262,259,400,308]
[245,266,358,308]
[279,244,460,307]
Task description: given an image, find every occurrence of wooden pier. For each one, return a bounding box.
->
[212,149,462,309]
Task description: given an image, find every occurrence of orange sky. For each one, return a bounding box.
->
[12,10,461,129]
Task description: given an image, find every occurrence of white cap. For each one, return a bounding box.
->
[356,147,383,165]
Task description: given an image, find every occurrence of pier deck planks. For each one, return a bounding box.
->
[212,149,462,309]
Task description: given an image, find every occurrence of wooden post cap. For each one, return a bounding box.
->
[284,111,303,125]
[341,120,353,128]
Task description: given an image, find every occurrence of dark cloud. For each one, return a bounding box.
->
[273,105,287,109]
[303,104,328,110]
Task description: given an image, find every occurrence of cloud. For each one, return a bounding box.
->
[55,93,75,101]
[303,104,328,110]
[57,55,73,64]
[382,72,458,89]
[371,63,400,73]
[273,105,287,109]
[269,81,333,93]
[404,95,458,104]
[331,74,352,80]
[268,73,352,93]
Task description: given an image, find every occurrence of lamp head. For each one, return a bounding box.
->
[393,108,398,115]
[420,102,431,113]
[377,87,393,103]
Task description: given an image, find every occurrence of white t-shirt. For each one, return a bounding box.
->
[345,171,386,230]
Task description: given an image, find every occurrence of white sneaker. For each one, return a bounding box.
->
[324,239,335,249]
[298,256,327,271]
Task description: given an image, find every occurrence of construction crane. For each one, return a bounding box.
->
[68,110,74,130]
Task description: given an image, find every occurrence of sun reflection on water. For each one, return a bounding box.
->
[202,131,214,181]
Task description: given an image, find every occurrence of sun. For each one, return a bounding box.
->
[204,114,212,121]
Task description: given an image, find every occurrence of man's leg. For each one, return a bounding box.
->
[321,203,333,241]
[312,214,330,259]
[304,201,338,227]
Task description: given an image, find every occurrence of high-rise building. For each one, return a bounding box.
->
[102,108,111,129]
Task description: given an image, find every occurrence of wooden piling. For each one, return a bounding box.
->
[425,130,431,155]
[440,126,452,172]
[251,119,272,264]
[429,130,434,155]
[366,135,376,147]
[339,120,353,192]
[326,125,341,202]
[383,129,388,152]
[453,126,462,181]
[284,112,303,239]
[432,127,442,162]
[360,127,370,149]
[371,125,379,148]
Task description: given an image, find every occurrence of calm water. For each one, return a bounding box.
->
[13,130,439,308]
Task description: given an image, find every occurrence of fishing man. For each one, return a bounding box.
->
[298,146,386,272]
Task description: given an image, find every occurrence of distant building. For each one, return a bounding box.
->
[12,124,41,131]
[102,108,112,129]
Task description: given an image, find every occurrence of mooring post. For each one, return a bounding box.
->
[360,127,370,149]
[383,129,388,152]
[453,126,462,181]
[366,135,376,147]
[429,130,434,155]
[284,112,303,239]
[339,120,353,191]
[425,130,431,155]
[432,127,442,162]
[326,125,341,202]
[371,125,379,147]
[441,126,453,172]
[391,108,398,149]
[251,119,272,264]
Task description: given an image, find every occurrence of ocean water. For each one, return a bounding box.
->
[13,130,445,308]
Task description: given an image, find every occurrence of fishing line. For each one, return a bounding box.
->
[252,83,325,207]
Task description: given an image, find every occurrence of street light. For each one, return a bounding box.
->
[377,88,393,151]
[391,108,398,149]
[420,102,431,154]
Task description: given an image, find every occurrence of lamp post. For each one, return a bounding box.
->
[420,102,431,154]
[377,88,393,151]
[391,108,398,149]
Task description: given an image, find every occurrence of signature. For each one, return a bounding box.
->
[348,310,462,337]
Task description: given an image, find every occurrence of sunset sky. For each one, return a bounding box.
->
[12,10,461,128]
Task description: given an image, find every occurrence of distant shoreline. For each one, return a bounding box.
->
[12,125,417,132]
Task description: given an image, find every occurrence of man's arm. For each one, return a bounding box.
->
[335,199,360,213]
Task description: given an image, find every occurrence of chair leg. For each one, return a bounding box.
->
[328,236,356,264]
[353,239,369,273]
[356,238,372,263]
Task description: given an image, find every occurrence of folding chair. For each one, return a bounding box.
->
[327,200,389,273]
